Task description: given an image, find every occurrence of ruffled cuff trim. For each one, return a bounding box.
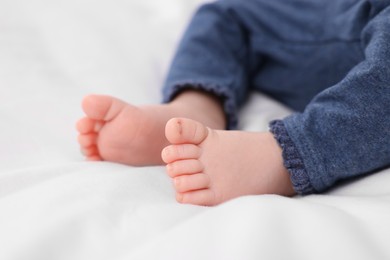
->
[269,120,315,195]
[162,81,238,130]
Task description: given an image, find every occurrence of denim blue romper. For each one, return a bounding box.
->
[162,0,390,194]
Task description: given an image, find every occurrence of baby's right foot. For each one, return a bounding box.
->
[76,95,175,165]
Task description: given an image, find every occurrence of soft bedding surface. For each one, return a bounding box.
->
[1,0,389,259]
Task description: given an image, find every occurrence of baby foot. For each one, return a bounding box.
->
[76,94,174,166]
[162,118,295,206]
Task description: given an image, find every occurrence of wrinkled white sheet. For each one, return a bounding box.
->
[0,0,389,259]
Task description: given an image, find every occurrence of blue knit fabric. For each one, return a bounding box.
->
[162,0,390,194]
[269,120,315,195]
[162,81,238,130]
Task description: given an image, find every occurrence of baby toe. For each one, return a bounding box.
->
[76,117,96,134]
[161,144,201,163]
[176,189,216,206]
[166,159,204,177]
[78,133,98,147]
[174,173,210,193]
[165,118,208,145]
[82,95,127,121]
[81,145,99,157]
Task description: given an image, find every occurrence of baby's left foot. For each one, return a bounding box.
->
[162,118,295,206]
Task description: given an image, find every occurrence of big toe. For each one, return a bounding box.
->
[82,94,127,121]
[165,118,208,145]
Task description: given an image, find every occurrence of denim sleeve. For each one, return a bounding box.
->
[161,2,252,129]
[271,6,390,194]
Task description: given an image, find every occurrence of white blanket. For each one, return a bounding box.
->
[1,0,389,259]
